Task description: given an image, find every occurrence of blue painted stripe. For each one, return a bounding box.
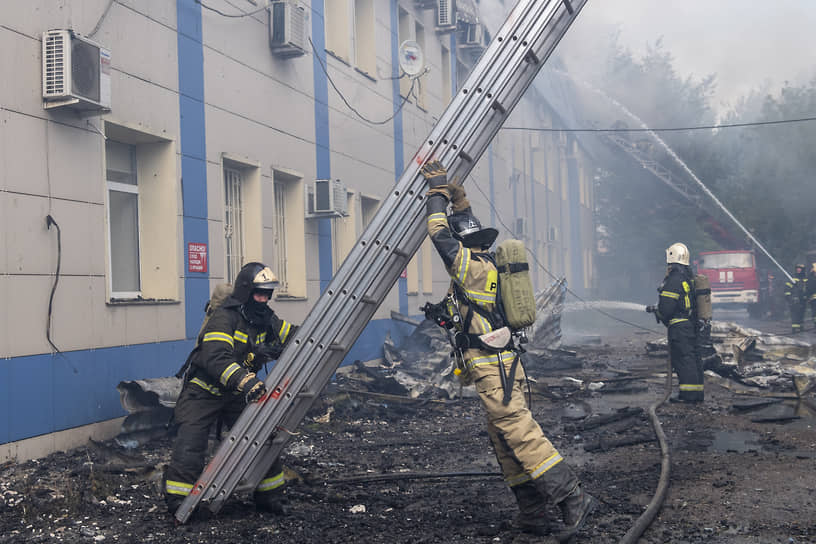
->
[566,138,583,292]
[529,135,538,291]
[177,0,209,338]
[390,0,408,314]
[488,144,495,227]
[312,0,333,292]
[3,341,193,444]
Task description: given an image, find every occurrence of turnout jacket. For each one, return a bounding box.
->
[185,296,295,396]
[426,194,513,380]
[784,275,808,304]
[656,265,695,328]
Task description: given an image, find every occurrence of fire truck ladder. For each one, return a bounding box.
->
[605,133,703,206]
[175,0,587,523]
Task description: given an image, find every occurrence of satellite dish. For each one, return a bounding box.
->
[398,40,424,77]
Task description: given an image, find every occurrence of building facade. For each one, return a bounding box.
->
[0,0,596,461]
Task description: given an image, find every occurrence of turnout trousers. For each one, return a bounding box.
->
[668,320,704,401]
[164,382,285,508]
[468,355,570,491]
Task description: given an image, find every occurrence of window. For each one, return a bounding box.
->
[104,122,178,301]
[325,0,351,62]
[360,194,380,228]
[106,140,140,296]
[273,180,289,292]
[272,168,307,298]
[421,237,433,295]
[353,0,376,76]
[221,155,262,283]
[333,191,357,273]
[224,166,245,283]
[441,44,451,101]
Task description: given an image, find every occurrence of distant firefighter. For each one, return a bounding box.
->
[646,242,704,403]
[784,264,808,333]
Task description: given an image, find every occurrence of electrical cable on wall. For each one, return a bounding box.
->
[88,0,117,38]
[195,0,267,18]
[309,37,423,126]
[45,215,62,354]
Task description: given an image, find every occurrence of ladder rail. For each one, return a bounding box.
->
[176,0,587,523]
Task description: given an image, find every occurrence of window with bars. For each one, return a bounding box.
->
[224,166,245,284]
[106,140,141,296]
[273,180,288,293]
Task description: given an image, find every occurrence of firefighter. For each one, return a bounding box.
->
[808,263,816,327]
[784,264,808,333]
[421,160,595,542]
[648,243,704,403]
[163,262,298,516]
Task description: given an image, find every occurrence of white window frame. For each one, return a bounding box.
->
[224,165,245,284]
[273,180,289,293]
[106,141,141,299]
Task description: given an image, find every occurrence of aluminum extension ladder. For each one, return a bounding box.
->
[176,0,587,523]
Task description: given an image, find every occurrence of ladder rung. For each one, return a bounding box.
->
[361,296,377,304]
[524,49,540,64]
[458,150,473,163]
[392,247,409,258]
[328,343,347,351]
[491,100,506,114]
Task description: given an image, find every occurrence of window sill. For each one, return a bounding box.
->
[354,67,377,82]
[275,294,308,302]
[107,298,181,306]
[325,49,350,67]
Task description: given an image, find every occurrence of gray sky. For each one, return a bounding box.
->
[479,0,816,113]
[564,1,816,112]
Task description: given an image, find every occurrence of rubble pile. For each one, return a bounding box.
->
[336,279,570,399]
[646,321,816,395]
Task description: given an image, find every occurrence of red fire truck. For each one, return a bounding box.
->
[695,250,762,313]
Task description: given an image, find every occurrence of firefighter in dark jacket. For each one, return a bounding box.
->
[649,243,704,402]
[784,264,808,333]
[421,160,595,542]
[809,263,816,327]
[164,262,297,515]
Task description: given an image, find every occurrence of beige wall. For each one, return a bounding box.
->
[0,0,597,358]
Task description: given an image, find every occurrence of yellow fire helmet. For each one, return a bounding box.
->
[666,242,690,266]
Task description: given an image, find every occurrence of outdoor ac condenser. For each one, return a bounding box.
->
[436,0,456,30]
[42,29,111,111]
[307,179,348,217]
[269,0,307,58]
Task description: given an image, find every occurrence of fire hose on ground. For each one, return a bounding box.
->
[619,354,673,544]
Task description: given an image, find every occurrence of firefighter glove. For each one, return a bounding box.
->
[421,160,448,188]
[448,184,471,213]
[237,373,267,403]
[255,342,284,361]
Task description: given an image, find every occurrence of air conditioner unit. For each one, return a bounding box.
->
[515,217,527,239]
[269,0,307,58]
[306,179,347,217]
[42,30,111,111]
[436,0,456,31]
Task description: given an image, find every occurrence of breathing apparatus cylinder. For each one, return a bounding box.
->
[694,274,712,321]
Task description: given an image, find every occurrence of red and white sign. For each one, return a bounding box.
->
[188,242,208,273]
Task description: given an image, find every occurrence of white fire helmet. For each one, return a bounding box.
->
[666,242,690,266]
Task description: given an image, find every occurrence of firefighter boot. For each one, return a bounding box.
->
[511,481,552,536]
[254,489,289,515]
[534,462,596,543]
[556,484,597,542]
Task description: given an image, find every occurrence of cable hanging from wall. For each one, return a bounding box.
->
[309,37,425,126]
